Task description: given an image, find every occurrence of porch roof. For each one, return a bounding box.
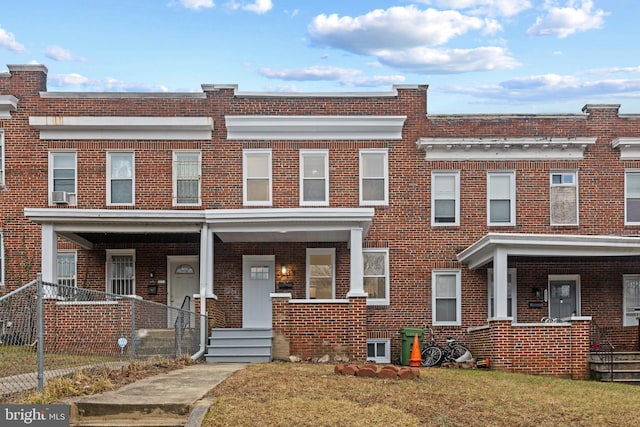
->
[457,233,640,270]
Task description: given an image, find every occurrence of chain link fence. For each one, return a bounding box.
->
[0,275,206,402]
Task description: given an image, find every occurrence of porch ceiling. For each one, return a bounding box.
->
[458,233,640,270]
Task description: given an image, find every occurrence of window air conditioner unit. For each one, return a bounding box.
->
[51,191,70,204]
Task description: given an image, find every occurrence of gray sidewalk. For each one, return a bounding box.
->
[67,362,247,427]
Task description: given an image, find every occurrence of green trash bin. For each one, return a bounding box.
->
[400,327,424,366]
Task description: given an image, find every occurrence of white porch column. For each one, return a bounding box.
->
[493,247,509,319]
[40,223,58,284]
[347,227,367,298]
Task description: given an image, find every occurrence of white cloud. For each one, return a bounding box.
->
[45,45,87,62]
[374,46,520,73]
[258,65,405,88]
[527,0,608,38]
[179,0,215,10]
[420,0,532,17]
[49,73,169,92]
[0,26,25,53]
[227,0,272,14]
[308,5,488,53]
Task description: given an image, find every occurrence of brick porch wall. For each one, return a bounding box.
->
[272,294,367,361]
[467,318,591,379]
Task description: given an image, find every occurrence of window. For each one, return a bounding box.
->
[623,275,640,327]
[0,130,4,186]
[307,248,335,299]
[243,149,272,206]
[432,171,460,225]
[364,249,389,305]
[487,171,515,225]
[300,150,329,206]
[366,339,391,364]
[432,270,461,326]
[49,151,77,205]
[107,152,134,205]
[0,231,4,286]
[106,250,135,295]
[625,171,640,224]
[173,151,201,205]
[360,150,388,205]
[488,268,517,319]
[550,171,578,225]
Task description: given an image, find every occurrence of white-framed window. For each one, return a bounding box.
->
[173,151,201,206]
[49,151,77,205]
[359,150,388,205]
[243,149,272,206]
[366,339,391,364]
[364,249,389,305]
[106,249,135,296]
[300,150,329,206]
[487,171,515,226]
[623,275,640,327]
[0,129,5,186]
[432,171,460,226]
[625,170,640,225]
[306,248,335,299]
[487,268,517,319]
[107,152,134,205]
[550,171,578,225]
[0,230,4,286]
[432,269,461,326]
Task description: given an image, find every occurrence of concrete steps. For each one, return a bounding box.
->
[589,351,640,384]
[205,328,272,363]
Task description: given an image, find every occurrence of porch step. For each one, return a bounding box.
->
[589,351,640,384]
[205,328,272,363]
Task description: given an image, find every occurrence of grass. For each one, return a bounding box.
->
[202,363,640,427]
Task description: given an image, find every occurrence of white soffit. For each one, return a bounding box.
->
[225,115,407,140]
[0,95,18,118]
[29,116,214,140]
[611,137,640,159]
[416,137,596,161]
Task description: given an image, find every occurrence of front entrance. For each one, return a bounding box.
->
[168,256,200,327]
[548,274,580,319]
[242,255,275,328]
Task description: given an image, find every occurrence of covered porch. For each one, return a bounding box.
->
[458,233,640,378]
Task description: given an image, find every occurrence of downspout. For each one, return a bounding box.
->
[191,223,209,360]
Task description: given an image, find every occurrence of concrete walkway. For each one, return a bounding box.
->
[67,363,247,427]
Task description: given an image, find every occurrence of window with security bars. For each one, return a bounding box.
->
[107,252,135,295]
[173,151,201,205]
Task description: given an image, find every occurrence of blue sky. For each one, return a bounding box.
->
[1,0,638,113]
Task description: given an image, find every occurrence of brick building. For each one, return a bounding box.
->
[2,64,640,378]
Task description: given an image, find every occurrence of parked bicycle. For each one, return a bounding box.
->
[420,326,471,367]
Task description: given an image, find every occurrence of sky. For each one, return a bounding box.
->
[1,0,639,114]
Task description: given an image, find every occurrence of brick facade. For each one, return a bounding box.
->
[2,64,640,378]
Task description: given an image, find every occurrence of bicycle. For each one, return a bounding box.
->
[420,326,471,367]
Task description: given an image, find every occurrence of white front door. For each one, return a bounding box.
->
[168,256,200,327]
[243,255,275,328]
[548,275,580,319]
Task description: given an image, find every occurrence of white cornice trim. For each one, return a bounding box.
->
[0,95,18,118]
[225,115,406,140]
[29,116,213,140]
[416,137,596,161]
[611,137,640,159]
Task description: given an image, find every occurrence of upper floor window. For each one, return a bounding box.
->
[487,171,515,226]
[49,151,77,205]
[107,152,134,205]
[107,249,135,296]
[0,130,4,186]
[625,171,640,224]
[363,249,389,305]
[243,149,272,206]
[360,150,388,205]
[550,171,578,225]
[307,248,335,299]
[432,269,461,326]
[173,151,201,206]
[300,150,329,206]
[432,171,460,226]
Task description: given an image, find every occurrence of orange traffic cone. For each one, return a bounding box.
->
[409,334,421,367]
